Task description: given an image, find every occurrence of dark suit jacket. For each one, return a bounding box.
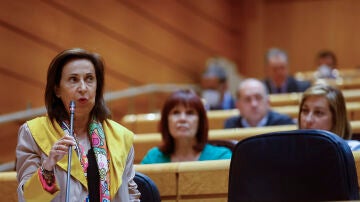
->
[224,110,295,129]
[264,76,311,94]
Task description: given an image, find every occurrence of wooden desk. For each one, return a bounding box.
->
[135,160,230,202]
[269,89,360,106]
[134,124,297,164]
[295,69,360,84]
[0,172,17,202]
[318,79,360,90]
[136,150,360,202]
[135,163,178,201]
[133,121,360,164]
[2,152,360,202]
[122,101,360,133]
[208,102,360,130]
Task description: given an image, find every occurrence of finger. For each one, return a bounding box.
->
[52,145,68,156]
[62,139,76,146]
[56,138,75,147]
[53,147,66,153]
[56,150,67,155]
[61,137,76,145]
[57,143,74,151]
[52,144,58,151]
[52,143,65,150]
[62,135,75,141]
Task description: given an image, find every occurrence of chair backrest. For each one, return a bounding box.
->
[228,129,359,202]
[208,139,238,151]
[134,172,161,202]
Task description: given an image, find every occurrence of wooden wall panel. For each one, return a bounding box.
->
[2,0,360,116]
[239,0,360,77]
[1,0,225,116]
[0,26,52,85]
[178,0,241,32]
[0,74,43,114]
[3,0,360,163]
[125,0,241,61]
[52,0,209,76]
[0,1,241,162]
[0,122,22,162]
[0,1,193,86]
[263,0,339,71]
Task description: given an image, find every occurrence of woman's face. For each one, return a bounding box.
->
[168,104,199,139]
[55,59,97,118]
[300,96,333,131]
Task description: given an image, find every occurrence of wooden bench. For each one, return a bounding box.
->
[139,151,360,202]
[0,160,229,202]
[2,151,360,202]
[135,162,178,201]
[295,69,360,82]
[122,101,360,133]
[133,121,360,164]
[0,172,17,202]
[269,89,360,106]
[316,78,360,90]
[207,102,360,130]
[135,160,230,202]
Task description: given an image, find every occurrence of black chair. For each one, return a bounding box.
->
[228,129,359,202]
[134,172,161,202]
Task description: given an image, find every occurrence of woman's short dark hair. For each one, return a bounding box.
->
[159,89,208,155]
[45,48,110,123]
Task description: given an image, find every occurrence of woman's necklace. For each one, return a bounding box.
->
[77,135,91,153]
[60,121,90,177]
[74,133,91,177]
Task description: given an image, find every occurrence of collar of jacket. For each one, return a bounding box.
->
[27,116,134,199]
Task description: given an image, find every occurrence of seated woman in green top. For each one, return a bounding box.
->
[141,89,232,164]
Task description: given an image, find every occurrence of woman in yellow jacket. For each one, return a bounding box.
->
[16,48,140,201]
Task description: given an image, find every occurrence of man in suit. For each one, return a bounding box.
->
[263,48,310,94]
[224,78,295,128]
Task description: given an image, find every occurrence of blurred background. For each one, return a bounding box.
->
[1,0,360,163]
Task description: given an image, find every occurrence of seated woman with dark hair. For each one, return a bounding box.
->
[298,84,360,150]
[141,89,232,164]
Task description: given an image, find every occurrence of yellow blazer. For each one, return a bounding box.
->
[16,116,140,202]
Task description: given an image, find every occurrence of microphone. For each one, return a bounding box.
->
[66,101,75,202]
[69,101,75,137]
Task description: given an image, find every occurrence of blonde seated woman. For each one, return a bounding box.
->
[298,84,360,151]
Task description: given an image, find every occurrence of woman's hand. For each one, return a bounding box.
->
[42,135,76,171]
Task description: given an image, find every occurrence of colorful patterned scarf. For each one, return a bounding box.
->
[61,119,111,201]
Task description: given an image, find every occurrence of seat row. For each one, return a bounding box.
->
[133,121,360,163]
[122,101,360,133]
[2,151,360,202]
[136,150,360,201]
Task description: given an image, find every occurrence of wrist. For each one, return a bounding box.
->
[40,166,55,185]
[42,159,54,171]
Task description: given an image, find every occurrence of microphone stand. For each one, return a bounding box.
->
[66,101,75,202]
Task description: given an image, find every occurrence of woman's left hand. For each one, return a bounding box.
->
[42,135,76,171]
